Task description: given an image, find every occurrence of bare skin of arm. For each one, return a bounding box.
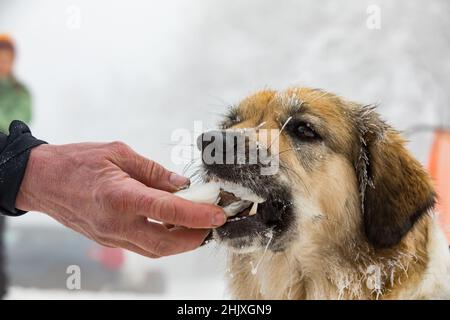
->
[15,142,226,258]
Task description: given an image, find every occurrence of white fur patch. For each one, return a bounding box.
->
[407,218,450,299]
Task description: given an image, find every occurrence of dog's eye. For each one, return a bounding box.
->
[296,122,320,140]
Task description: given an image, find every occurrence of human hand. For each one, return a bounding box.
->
[16,142,226,258]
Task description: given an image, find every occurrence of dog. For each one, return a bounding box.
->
[198,87,450,299]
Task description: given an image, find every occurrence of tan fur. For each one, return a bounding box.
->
[222,88,450,300]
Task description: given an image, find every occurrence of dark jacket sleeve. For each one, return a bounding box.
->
[0,121,47,216]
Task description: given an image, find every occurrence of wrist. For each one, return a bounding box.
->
[16,144,56,212]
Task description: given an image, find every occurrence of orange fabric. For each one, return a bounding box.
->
[428,130,450,244]
[0,34,14,45]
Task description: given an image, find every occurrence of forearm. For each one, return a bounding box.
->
[16,144,75,213]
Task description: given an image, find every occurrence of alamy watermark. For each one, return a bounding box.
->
[66,5,82,30]
[66,265,81,290]
[366,5,381,30]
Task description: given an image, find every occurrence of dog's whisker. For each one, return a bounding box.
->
[268,116,292,151]
[164,143,196,147]
[182,157,201,176]
[256,121,267,129]
[250,230,274,275]
[307,90,329,103]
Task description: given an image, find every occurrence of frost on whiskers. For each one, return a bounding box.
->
[249,230,274,275]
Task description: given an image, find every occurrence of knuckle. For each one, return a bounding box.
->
[153,197,184,224]
[165,201,179,223]
[135,192,153,212]
[145,196,164,220]
[100,186,129,213]
[92,151,111,164]
[147,161,165,182]
[108,141,131,156]
[110,194,128,213]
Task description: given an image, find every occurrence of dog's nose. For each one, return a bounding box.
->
[198,130,252,165]
[198,130,241,165]
[197,130,225,153]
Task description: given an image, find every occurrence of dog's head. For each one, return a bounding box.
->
[198,88,435,252]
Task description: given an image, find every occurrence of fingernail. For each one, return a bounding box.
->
[169,173,190,190]
[212,212,227,227]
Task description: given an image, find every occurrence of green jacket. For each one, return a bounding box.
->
[0,77,32,133]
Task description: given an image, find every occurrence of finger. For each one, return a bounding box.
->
[113,179,227,228]
[146,160,190,192]
[110,143,190,192]
[124,219,211,257]
[170,226,214,247]
[143,191,226,228]
[150,192,226,228]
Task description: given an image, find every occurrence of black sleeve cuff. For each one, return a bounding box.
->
[0,121,47,217]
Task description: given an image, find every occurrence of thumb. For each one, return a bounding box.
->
[112,144,190,192]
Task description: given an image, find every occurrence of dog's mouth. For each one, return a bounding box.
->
[215,181,265,221]
[175,175,295,251]
[207,178,294,251]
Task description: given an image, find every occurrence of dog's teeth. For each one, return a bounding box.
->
[249,202,258,216]
[223,200,252,217]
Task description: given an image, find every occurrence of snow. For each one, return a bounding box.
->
[0,0,449,299]
[6,277,227,300]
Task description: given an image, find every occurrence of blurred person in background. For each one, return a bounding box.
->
[0,34,32,299]
[0,35,31,131]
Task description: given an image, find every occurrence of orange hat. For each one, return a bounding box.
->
[0,34,15,53]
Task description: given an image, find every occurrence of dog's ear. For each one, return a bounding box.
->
[355,106,436,249]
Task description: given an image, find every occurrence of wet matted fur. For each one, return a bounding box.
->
[201,87,450,300]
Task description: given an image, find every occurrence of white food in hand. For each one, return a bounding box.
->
[217,181,265,204]
[174,182,264,218]
[174,183,220,204]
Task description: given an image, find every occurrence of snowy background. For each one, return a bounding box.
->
[0,0,449,299]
